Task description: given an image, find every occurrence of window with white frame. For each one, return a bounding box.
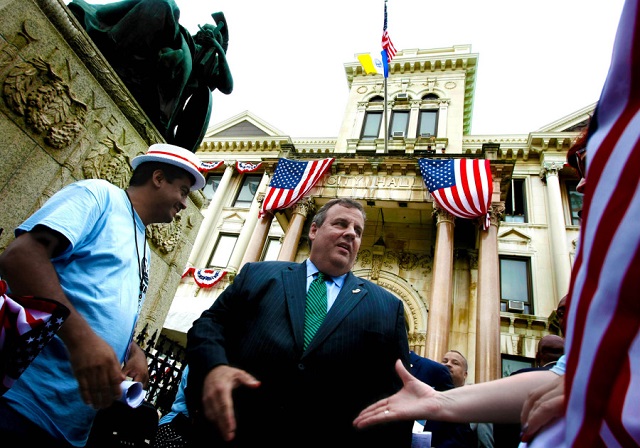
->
[361,111,383,139]
[233,174,261,208]
[261,237,282,261]
[503,178,527,223]
[203,174,223,202]
[499,256,533,314]
[207,234,238,268]
[418,110,438,138]
[389,110,409,138]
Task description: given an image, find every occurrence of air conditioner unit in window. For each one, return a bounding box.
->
[507,300,525,312]
[420,132,432,138]
[396,93,409,101]
[392,131,405,138]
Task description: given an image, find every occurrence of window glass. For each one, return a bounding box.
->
[389,110,409,137]
[501,356,534,377]
[418,110,437,137]
[203,174,222,201]
[233,174,261,208]
[500,256,532,314]
[504,179,527,223]
[362,111,383,139]
[261,238,282,261]
[208,234,238,268]
[566,181,583,225]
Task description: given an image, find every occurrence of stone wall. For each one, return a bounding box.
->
[0,0,204,339]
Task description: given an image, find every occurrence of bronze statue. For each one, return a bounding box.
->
[67,0,233,152]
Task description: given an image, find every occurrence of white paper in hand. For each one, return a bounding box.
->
[119,380,146,408]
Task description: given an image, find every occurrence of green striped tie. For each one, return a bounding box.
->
[304,272,327,350]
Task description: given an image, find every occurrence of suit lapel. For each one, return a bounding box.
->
[283,263,308,350]
[304,272,367,354]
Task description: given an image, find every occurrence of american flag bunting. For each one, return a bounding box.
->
[418,158,492,229]
[259,158,334,218]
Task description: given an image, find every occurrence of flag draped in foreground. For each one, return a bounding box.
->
[555,0,640,446]
[259,158,334,218]
[418,158,492,229]
[381,2,397,63]
[0,279,70,392]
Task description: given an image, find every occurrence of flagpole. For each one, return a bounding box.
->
[384,75,388,153]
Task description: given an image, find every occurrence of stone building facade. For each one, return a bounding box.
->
[165,45,588,383]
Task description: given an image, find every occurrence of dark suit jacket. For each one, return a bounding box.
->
[409,352,476,447]
[410,351,455,392]
[186,261,412,447]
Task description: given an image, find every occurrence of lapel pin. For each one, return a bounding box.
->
[352,289,361,293]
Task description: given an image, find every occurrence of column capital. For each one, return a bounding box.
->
[539,161,565,183]
[432,206,456,224]
[488,202,506,228]
[292,197,316,218]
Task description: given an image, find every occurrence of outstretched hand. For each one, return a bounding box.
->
[201,364,261,442]
[353,359,441,429]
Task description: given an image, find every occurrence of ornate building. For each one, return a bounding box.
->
[163,45,589,383]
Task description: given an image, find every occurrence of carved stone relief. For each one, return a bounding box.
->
[148,213,185,255]
[3,55,87,148]
[82,138,133,189]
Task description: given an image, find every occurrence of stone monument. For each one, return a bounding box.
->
[0,0,207,338]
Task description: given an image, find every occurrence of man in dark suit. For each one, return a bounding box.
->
[186,198,412,447]
[410,351,454,393]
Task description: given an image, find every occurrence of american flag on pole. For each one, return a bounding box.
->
[418,158,492,229]
[259,158,334,218]
[0,280,70,392]
[382,1,397,63]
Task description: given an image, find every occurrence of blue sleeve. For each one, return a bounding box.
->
[550,354,566,375]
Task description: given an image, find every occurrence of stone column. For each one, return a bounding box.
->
[437,99,450,138]
[475,203,504,382]
[239,197,272,271]
[540,162,572,298]
[278,199,315,262]
[466,249,479,383]
[227,173,270,273]
[425,206,455,361]
[189,163,234,267]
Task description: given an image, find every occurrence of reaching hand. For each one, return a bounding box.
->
[520,374,565,443]
[122,342,150,387]
[201,364,261,442]
[353,359,442,429]
[68,331,126,409]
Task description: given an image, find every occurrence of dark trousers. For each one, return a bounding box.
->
[0,397,73,447]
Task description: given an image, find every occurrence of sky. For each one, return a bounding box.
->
[85,0,626,137]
